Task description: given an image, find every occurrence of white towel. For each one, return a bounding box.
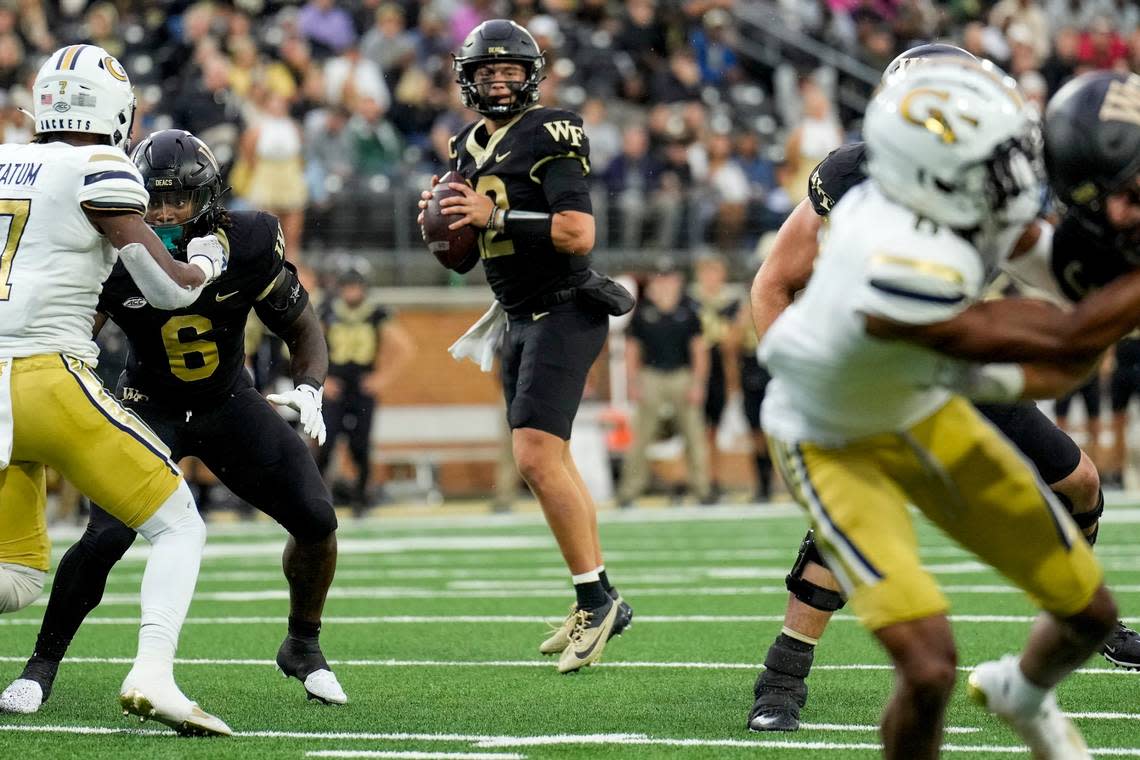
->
[0,358,12,469]
[448,301,507,373]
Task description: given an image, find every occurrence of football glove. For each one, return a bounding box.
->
[186,234,229,283]
[267,383,327,445]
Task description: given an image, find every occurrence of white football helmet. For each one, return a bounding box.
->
[864,59,1044,229]
[31,44,136,151]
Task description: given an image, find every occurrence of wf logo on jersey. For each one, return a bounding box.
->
[543,120,584,147]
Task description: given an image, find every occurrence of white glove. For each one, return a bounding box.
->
[267,383,326,445]
[186,234,228,283]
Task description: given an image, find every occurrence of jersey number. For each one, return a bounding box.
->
[0,199,31,301]
[161,315,219,381]
[476,175,515,259]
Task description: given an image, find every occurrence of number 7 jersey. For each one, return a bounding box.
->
[0,141,147,365]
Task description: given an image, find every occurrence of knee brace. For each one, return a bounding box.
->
[1053,489,1104,546]
[786,530,846,612]
[0,562,46,613]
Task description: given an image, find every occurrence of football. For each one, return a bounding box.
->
[422,171,480,270]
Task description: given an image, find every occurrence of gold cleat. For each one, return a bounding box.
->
[539,604,578,655]
[557,598,619,674]
[119,688,233,737]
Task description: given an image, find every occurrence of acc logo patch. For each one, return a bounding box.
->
[123,296,148,308]
[53,101,70,112]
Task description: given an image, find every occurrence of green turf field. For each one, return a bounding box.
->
[1,501,1139,758]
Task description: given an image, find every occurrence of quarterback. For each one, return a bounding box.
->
[760,59,1118,758]
[418,20,634,672]
[0,46,229,734]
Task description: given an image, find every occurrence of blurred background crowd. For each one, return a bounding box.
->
[2,0,1136,279]
[7,0,1140,515]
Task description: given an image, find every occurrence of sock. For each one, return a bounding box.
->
[775,631,815,653]
[288,616,321,642]
[781,626,819,647]
[1007,656,1049,715]
[132,482,205,675]
[597,566,615,593]
[571,569,609,610]
[32,543,117,664]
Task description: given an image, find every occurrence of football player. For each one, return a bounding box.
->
[760,58,1120,758]
[0,129,346,715]
[417,19,633,673]
[748,52,1140,733]
[0,47,229,734]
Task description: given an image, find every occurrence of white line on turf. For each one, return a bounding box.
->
[9,725,1140,755]
[41,584,1140,606]
[0,613,1055,626]
[306,753,526,759]
[0,655,1127,676]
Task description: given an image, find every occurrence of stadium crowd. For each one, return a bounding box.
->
[0,0,1134,266]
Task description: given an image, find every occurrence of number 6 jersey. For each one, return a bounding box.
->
[0,141,148,364]
[98,210,308,406]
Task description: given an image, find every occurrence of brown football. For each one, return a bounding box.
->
[422,170,480,270]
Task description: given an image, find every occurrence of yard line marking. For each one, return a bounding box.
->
[307,753,526,759]
[41,584,1140,606]
[10,725,1140,754]
[0,656,1128,676]
[798,723,980,734]
[0,613,1057,627]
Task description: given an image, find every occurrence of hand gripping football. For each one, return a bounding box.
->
[422,171,480,270]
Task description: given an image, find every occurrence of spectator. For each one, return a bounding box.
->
[297,0,358,59]
[650,50,704,103]
[304,105,356,208]
[0,33,24,90]
[173,54,244,141]
[617,259,712,507]
[602,125,674,250]
[82,2,123,59]
[698,130,750,251]
[581,98,621,175]
[616,0,669,77]
[1077,16,1130,71]
[780,79,843,206]
[360,4,420,84]
[347,95,404,178]
[690,9,740,87]
[239,92,308,262]
[990,0,1051,60]
[1041,26,1080,95]
[325,46,390,112]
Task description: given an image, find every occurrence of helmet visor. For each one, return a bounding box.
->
[145,187,211,228]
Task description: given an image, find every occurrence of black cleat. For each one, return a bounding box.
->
[610,593,634,638]
[1102,621,1140,670]
[275,636,347,704]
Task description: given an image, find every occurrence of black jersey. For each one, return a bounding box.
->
[98,210,308,406]
[321,298,389,385]
[1049,214,1140,302]
[807,142,867,218]
[449,105,593,314]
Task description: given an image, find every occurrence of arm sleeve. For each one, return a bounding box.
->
[540,157,592,214]
[254,262,310,333]
[116,243,203,310]
[76,147,149,215]
[854,242,984,326]
[1000,222,1072,305]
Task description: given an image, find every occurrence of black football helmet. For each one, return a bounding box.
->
[453,19,545,119]
[1045,72,1140,253]
[882,42,977,80]
[131,129,226,253]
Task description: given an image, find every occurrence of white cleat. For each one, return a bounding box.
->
[300,669,347,705]
[119,670,232,737]
[967,656,1091,760]
[0,678,44,714]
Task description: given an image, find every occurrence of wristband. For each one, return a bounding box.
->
[503,210,553,248]
[295,375,324,392]
[187,254,217,280]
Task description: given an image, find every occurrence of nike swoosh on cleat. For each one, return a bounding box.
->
[215,290,240,302]
[574,636,602,660]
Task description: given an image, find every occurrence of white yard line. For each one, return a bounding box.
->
[5,724,1139,757]
[306,753,525,759]
[0,613,1056,626]
[0,655,1127,676]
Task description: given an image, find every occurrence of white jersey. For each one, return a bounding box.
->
[0,142,147,365]
[760,182,996,445]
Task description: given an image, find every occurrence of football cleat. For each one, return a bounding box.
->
[557,597,619,674]
[747,634,813,732]
[119,669,231,737]
[967,656,1090,760]
[1101,621,1140,670]
[0,678,44,714]
[540,592,633,656]
[276,635,347,705]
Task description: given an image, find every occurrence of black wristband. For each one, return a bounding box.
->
[503,210,553,249]
[295,375,323,391]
